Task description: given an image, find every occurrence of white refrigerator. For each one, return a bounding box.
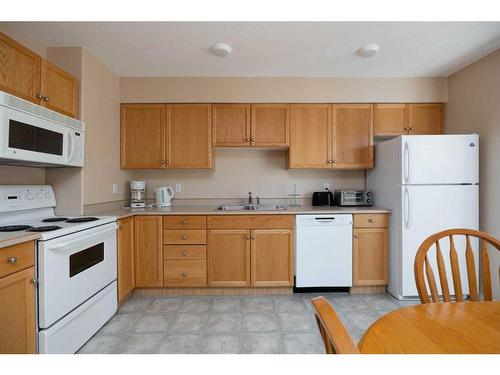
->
[367,134,479,300]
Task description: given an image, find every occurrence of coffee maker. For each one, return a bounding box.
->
[130,181,146,208]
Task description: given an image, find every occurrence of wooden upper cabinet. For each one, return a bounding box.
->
[207,229,251,287]
[117,217,134,303]
[409,104,443,135]
[121,104,166,169]
[212,104,250,146]
[374,104,408,136]
[0,32,42,104]
[250,229,294,287]
[167,104,212,168]
[41,60,78,118]
[0,266,36,354]
[251,104,289,147]
[332,104,373,169]
[289,104,331,168]
[134,216,163,287]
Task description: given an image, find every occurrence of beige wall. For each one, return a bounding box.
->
[80,49,131,205]
[445,48,500,299]
[0,23,46,56]
[120,77,447,103]
[133,149,364,199]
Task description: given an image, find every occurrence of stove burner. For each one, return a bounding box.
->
[29,225,62,232]
[42,217,69,223]
[66,217,99,223]
[0,225,33,232]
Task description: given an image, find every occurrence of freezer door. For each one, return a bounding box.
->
[399,184,479,298]
[401,134,479,185]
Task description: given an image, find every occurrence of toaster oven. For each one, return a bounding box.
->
[333,190,372,206]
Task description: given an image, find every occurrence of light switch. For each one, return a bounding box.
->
[112,183,118,194]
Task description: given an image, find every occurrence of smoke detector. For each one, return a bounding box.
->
[209,43,232,57]
[356,44,380,58]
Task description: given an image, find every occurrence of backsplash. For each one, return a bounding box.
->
[131,149,365,199]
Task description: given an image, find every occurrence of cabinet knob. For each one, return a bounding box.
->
[36,93,44,99]
[181,272,188,277]
[182,220,187,225]
[327,160,332,164]
[251,236,256,240]
[43,96,49,102]
[182,235,187,240]
[30,278,38,285]
[354,234,359,239]
[332,160,337,164]
[160,160,166,164]
[246,138,250,142]
[166,160,169,165]
[119,225,124,230]
[368,219,374,223]
[409,127,414,131]
[182,251,188,256]
[246,235,251,240]
[7,256,17,264]
[251,137,255,142]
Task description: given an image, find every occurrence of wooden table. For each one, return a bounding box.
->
[358,301,500,354]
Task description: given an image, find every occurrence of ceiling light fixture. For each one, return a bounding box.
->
[356,44,380,58]
[209,43,232,57]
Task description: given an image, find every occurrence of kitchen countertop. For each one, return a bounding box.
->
[85,204,390,220]
[0,231,40,249]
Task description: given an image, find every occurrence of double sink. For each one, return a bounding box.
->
[216,204,286,211]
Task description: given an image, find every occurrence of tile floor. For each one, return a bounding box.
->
[78,292,419,354]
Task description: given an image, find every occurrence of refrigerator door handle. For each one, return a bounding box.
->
[404,141,410,183]
[404,187,411,229]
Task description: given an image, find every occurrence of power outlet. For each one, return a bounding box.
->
[323,183,330,191]
[112,183,118,194]
[175,183,182,193]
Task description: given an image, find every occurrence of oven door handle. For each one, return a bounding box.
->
[47,224,117,252]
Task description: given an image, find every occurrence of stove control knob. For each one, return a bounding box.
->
[26,193,34,200]
[45,192,52,199]
[36,192,43,200]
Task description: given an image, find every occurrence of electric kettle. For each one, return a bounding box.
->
[154,186,175,207]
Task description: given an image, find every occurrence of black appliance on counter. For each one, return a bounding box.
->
[312,190,334,206]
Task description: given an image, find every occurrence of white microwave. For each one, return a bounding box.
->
[0,91,84,167]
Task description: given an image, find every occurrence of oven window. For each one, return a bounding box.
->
[9,119,63,156]
[69,243,104,277]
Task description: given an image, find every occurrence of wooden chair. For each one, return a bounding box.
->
[311,297,360,354]
[414,228,500,304]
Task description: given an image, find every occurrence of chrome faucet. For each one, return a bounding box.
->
[248,192,254,205]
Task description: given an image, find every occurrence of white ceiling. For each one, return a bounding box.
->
[9,22,500,77]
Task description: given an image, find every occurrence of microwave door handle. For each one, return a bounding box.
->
[67,132,74,161]
[47,224,117,252]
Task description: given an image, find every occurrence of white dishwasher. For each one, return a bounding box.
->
[295,214,353,287]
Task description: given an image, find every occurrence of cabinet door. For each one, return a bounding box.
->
[0,32,42,104]
[408,104,443,135]
[332,104,373,169]
[120,104,166,169]
[289,104,331,168]
[167,104,212,168]
[207,229,251,287]
[212,104,251,146]
[374,104,408,136]
[0,267,36,354]
[353,228,388,286]
[41,60,78,118]
[251,104,289,147]
[134,216,163,287]
[117,217,134,302]
[251,229,294,287]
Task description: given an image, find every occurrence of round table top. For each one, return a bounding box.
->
[358,301,500,354]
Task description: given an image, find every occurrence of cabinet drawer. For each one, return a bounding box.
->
[164,260,207,287]
[163,215,206,229]
[164,245,206,260]
[353,214,389,228]
[0,241,35,279]
[163,229,207,244]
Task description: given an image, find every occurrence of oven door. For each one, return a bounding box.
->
[0,105,80,166]
[37,222,117,328]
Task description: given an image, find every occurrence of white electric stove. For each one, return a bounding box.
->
[0,185,118,354]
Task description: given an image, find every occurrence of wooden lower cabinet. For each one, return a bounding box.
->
[134,216,163,287]
[352,214,389,287]
[251,229,294,287]
[117,217,135,302]
[0,266,36,354]
[207,229,251,287]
